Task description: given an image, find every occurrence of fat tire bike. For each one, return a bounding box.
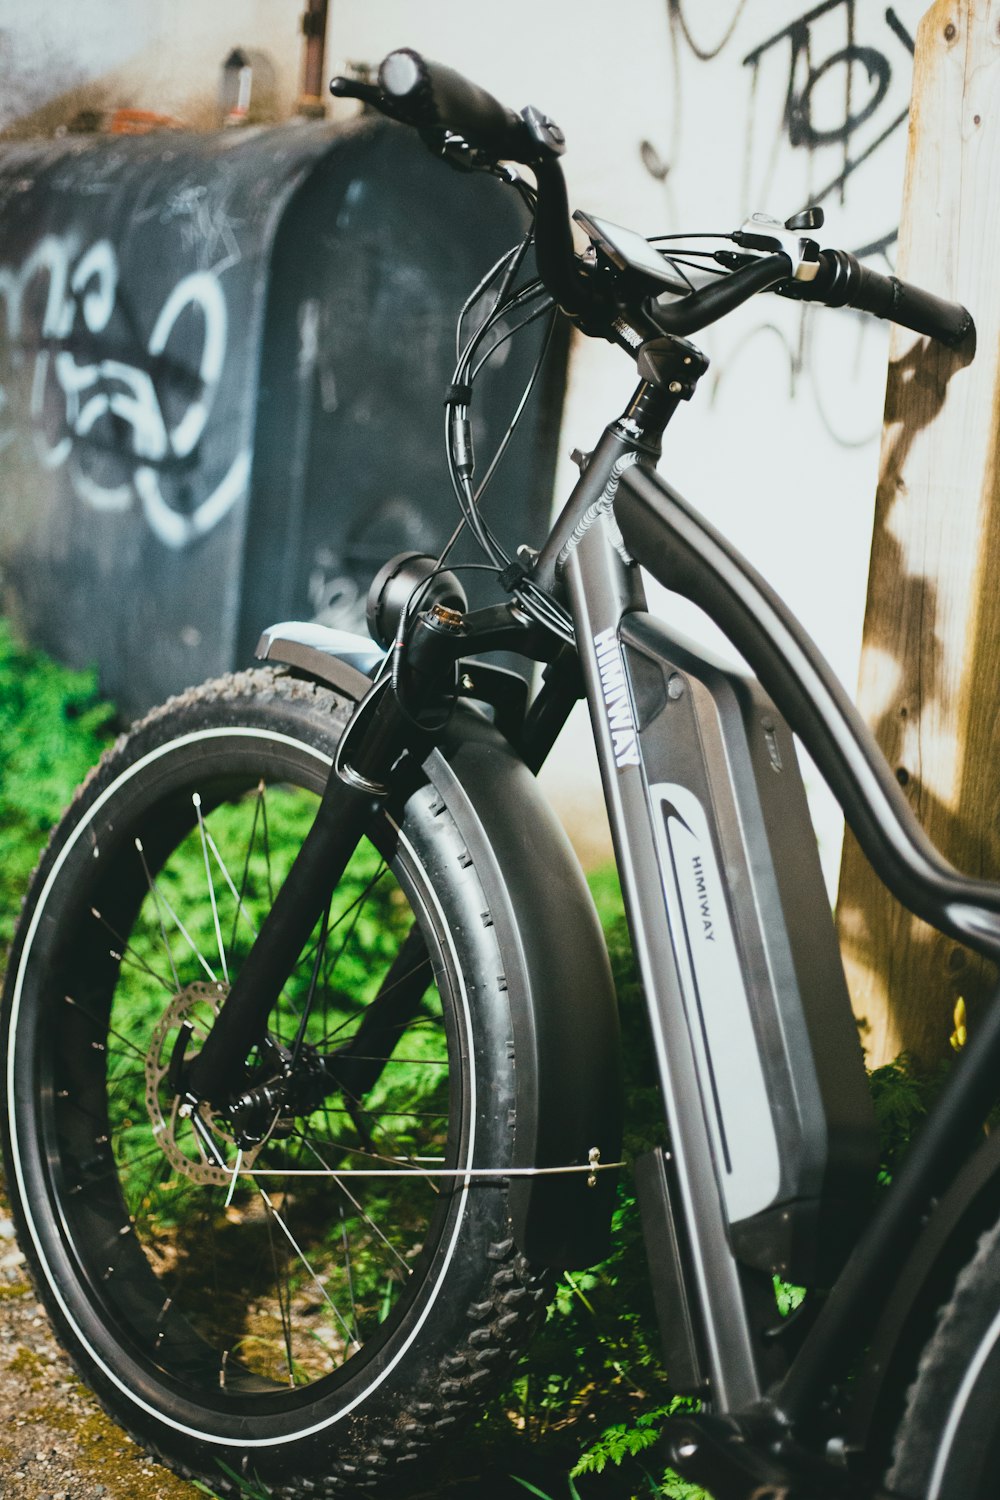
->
[2,48,994,1500]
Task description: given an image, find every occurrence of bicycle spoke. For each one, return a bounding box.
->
[257,1185,360,1355]
[264,1202,297,1386]
[193,793,229,984]
[294,1131,442,1178]
[123,1147,183,1225]
[229,780,265,954]
[295,1133,416,1272]
[290,901,331,1060]
[339,1204,360,1347]
[63,993,149,1063]
[135,839,217,985]
[313,958,435,1050]
[90,906,174,995]
[134,839,181,991]
[259,784,274,906]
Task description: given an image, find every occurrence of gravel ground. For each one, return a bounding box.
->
[0,1211,203,1500]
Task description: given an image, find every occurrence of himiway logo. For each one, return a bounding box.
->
[661,799,715,943]
[593,627,640,768]
[691,853,715,942]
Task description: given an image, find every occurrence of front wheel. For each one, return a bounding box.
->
[888,1212,1000,1497]
[1,669,549,1495]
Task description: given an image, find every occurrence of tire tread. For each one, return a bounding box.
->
[2,668,552,1498]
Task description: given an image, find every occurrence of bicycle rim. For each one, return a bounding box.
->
[6,722,476,1438]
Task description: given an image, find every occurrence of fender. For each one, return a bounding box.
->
[849,1123,1000,1462]
[257,621,623,1268]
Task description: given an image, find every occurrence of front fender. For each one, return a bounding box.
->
[257,622,623,1267]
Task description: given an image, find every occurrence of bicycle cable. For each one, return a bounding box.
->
[441,248,574,642]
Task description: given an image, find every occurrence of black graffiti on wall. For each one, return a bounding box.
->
[645,2,920,445]
[655,0,915,255]
[741,0,914,213]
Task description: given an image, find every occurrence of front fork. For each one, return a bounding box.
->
[181,683,406,1105]
[181,601,566,1110]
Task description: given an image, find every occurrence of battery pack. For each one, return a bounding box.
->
[620,612,877,1284]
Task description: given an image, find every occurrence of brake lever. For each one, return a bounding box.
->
[732,211,821,281]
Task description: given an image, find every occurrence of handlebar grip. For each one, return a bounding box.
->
[816,249,974,349]
[378,49,529,161]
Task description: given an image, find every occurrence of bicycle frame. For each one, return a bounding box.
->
[252,369,1000,1493]
[544,389,1000,1458]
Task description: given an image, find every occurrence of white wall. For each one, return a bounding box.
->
[326,0,924,884]
[0,0,929,883]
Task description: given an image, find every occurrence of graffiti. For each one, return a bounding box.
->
[307,490,436,635]
[659,0,916,250]
[307,544,364,632]
[647,1,921,445]
[668,0,749,63]
[740,0,914,218]
[134,181,244,278]
[0,231,248,549]
[710,305,887,449]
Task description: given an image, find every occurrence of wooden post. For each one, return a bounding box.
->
[837,0,1000,1067]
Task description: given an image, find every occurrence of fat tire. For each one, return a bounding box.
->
[1,668,550,1496]
[888,1211,1000,1498]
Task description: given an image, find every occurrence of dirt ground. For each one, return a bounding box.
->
[0,1206,202,1500]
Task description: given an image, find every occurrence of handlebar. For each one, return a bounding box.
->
[789,249,974,350]
[647,249,973,350]
[376,48,532,162]
[331,48,566,165]
[646,253,795,337]
[332,49,975,354]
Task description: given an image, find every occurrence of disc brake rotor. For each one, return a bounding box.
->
[144,981,264,1187]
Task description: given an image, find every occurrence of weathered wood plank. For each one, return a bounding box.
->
[837,0,1000,1066]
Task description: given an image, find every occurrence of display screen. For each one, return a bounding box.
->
[574,210,688,293]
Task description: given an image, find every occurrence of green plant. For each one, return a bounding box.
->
[512,1478,584,1500]
[193,1458,273,1498]
[869,1051,950,1186]
[0,618,115,951]
[572,1399,702,1489]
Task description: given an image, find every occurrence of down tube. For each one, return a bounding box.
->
[563,516,762,1410]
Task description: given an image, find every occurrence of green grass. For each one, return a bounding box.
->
[0,617,115,951]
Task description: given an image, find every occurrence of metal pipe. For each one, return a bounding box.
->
[298,0,329,118]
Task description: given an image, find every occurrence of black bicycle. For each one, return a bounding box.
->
[2,49,993,1500]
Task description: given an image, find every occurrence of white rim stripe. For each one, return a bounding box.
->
[927,1300,1000,1498]
[7,724,477,1448]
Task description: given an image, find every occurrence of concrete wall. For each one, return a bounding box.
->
[0,0,929,883]
[0,1,300,133]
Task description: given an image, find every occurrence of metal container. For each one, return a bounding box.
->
[0,117,561,714]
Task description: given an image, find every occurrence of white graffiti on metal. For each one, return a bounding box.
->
[0,231,248,549]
